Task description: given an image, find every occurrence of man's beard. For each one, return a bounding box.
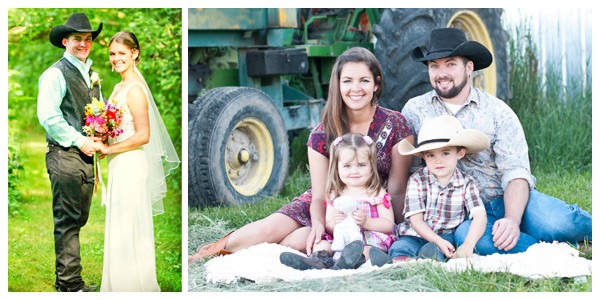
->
[434,75,468,99]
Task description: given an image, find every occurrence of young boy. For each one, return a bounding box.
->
[389,115,489,261]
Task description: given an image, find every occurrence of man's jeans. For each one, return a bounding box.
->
[46,145,94,291]
[454,190,592,255]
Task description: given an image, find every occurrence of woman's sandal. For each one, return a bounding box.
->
[188,231,234,264]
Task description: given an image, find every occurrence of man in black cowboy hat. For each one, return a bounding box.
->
[400,27,591,256]
[37,12,104,292]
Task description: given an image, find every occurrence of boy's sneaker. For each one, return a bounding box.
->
[417,242,445,261]
[369,247,392,267]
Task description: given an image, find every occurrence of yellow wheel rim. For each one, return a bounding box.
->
[225,118,274,196]
[448,10,498,97]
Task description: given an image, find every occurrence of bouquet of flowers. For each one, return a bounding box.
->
[83,97,124,138]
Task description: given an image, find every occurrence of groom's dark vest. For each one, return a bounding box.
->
[46,57,101,146]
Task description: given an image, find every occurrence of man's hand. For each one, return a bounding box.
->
[492,217,520,251]
[80,137,102,156]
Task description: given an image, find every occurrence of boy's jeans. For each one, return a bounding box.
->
[388,233,454,261]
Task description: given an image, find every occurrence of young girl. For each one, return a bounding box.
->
[280,133,395,270]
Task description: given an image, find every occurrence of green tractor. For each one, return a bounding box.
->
[188,8,508,208]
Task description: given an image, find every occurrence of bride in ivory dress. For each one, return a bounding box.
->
[97,31,179,292]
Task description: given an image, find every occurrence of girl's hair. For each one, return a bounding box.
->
[109,31,141,64]
[326,133,381,200]
[321,47,383,145]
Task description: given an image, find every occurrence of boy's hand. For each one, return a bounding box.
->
[454,244,475,258]
[435,239,456,258]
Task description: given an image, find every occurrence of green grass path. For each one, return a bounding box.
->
[8,132,182,292]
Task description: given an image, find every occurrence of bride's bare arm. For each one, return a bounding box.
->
[102,84,150,154]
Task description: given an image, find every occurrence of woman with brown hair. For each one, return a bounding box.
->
[189,47,414,264]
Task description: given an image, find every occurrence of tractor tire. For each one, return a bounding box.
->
[373,8,508,111]
[188,87,289,207]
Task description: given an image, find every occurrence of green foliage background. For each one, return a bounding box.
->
[8,8,182,144]
[8,8,183,291]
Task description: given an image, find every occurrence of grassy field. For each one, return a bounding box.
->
[187,167,591,292]
[7,123,182,292]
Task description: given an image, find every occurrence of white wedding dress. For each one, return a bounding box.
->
[101,82,160,292]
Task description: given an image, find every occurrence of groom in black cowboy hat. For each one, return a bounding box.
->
[37,12,104,292]
[399,27,591,257]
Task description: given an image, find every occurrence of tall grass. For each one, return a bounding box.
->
[507,22,592,174]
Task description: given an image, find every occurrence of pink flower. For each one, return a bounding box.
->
[82,97,124,138]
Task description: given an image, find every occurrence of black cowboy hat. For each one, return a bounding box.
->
[49,13,103,48]
[412,27,492,71]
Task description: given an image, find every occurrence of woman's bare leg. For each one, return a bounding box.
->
[224,212,302,252]
[280,227,311,253]
[281,227,332,254]
[188,213,302,264]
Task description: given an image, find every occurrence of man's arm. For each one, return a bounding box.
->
[493,178,529,251]
[37,67,88,149]
[491,103,534,251]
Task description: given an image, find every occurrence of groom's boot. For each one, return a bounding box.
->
[280,250,334,270]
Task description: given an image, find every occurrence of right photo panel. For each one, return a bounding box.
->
[187,8,592,292]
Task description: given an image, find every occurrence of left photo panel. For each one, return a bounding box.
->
[7,8,182,292]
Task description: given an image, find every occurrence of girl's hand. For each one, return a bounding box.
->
[352,209,366,227]
[332,209,346,225]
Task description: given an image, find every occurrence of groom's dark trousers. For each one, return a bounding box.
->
[46,145,94,292]
[43,57,100,292]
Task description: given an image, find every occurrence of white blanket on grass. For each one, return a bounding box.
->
[203,242,592,284]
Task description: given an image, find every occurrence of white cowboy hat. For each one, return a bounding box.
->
[398,115,489,156]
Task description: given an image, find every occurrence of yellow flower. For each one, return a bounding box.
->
[93,97,104,110]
